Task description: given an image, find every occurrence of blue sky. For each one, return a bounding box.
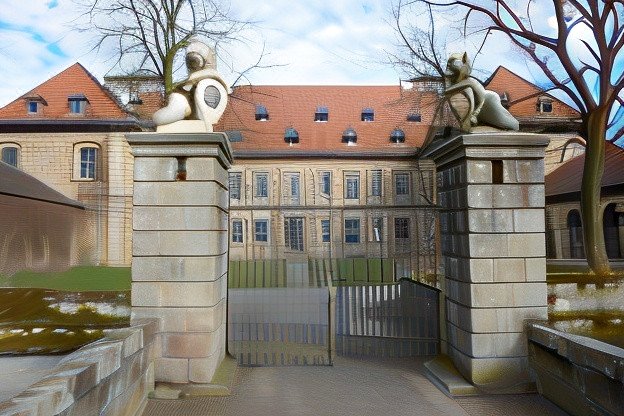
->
[0,0,526,107]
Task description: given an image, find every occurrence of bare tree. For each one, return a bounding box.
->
[405,0,624,276]
[74,0,252,94]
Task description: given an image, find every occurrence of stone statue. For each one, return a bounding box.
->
[153,40,229,132]
[444,52,519,132]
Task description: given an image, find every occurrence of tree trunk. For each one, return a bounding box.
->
[580,107,611,276]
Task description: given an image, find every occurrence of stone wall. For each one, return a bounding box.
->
[528,323,624,416]
[0,319,158,416]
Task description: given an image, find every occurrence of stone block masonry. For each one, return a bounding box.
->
[422,133,549,393]
[127,132,233,385]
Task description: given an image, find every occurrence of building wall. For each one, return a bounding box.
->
[546,197,624,259]
[228,157,438,278]
[0,132,134,266]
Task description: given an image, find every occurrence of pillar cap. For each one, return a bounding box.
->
[421,132,549,169]
[126,132,233,167]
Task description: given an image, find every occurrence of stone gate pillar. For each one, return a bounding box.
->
[127,133,232,385]
[422,132,549,393]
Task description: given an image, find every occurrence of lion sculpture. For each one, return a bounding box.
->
[444,52,519,132]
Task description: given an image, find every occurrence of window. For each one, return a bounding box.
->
[1,146,18,167]
[321,219,331,243]
[407,113,422,122]
[538,97,553,113]
[80,147,97,179]
[254,220,268,242]
[68,95,88,114]
[345,219,360,243]
[390,128,405,143]
[315,106,329,122]
[28,101,38,114]
[395,173,410,195]
[255,173,269,198]
[321,171,331,195]
[342,128,357,145]
[395,218,410,239]
[372,217,383,242]
[361,108,374,122]
[283,172,300,204]
[284,217,304,251]
[255,104,269,121]
[371,170,382,197]
[229,172,242,200]
[284,128,299,144]
[232,220,244,243]
[345,173,360,199]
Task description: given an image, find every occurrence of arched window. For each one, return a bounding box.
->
[0,143,20,168]
[603,203,623,259]
[567,210,584,259]
[73,143,100,180]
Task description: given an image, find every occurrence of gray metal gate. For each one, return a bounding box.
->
[335,279,440,358]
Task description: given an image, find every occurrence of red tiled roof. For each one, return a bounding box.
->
[545,142,624,196]
[216,85,437,154]
[0,63,130,120]
[485,67,579,119]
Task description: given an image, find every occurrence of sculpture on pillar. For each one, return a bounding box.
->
[444,52,519,132]
[153,40,229,132]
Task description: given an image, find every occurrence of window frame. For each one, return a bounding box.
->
[1,145,19,168]
[314,106,329,122]
[321,219,331,243]
[229,172,242,200]
[372,217,383,242]
[395,172,410,196]
[361,108,374,122]
[321,171,331,196]
[80,147,98,179]
[345,172,360,200]
[344,218,361,243]
[371,169,382,197]
[394,217,410,240]
[254,172,269,198]
[231,219,244,243]
[68,97,88,115]
[27,101,39,114]
[284,217,305,251]
[72,143,100,181]
[254,219,269,243]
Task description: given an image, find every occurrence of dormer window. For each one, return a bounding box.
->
[390,128,405,143]
[68,94,88,114]
[407,113,421,122]
[361,108,374,122]
[128,89,143,105]
[284,127,299,145]
[342,127,357,146]
[538,97,553,113]
[315,106,329,122]
[28,101,38,113]
[24,94,46,115]
[255,104,269,121]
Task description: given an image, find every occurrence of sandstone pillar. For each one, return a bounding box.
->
[423,132,549,392]
[127,133,232,385]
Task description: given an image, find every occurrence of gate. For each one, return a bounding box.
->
[335,279,440,358]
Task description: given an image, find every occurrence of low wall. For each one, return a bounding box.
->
[0,319,159,416]
[528,323,624,416]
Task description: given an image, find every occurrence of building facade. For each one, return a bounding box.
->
[0,63,144,266]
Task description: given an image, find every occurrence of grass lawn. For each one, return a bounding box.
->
[0,266,131,292]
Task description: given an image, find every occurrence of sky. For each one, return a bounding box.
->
[0,0,523,108]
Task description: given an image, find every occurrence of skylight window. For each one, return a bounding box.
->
[315,106,329,122]
[390,128,405,143]
[285,127,299,145]
[342,127,357,145]
[407,113,421,122]
[255,104,269,121]
[361,108,374,122]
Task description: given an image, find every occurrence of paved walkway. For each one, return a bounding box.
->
[142,357,569,416]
